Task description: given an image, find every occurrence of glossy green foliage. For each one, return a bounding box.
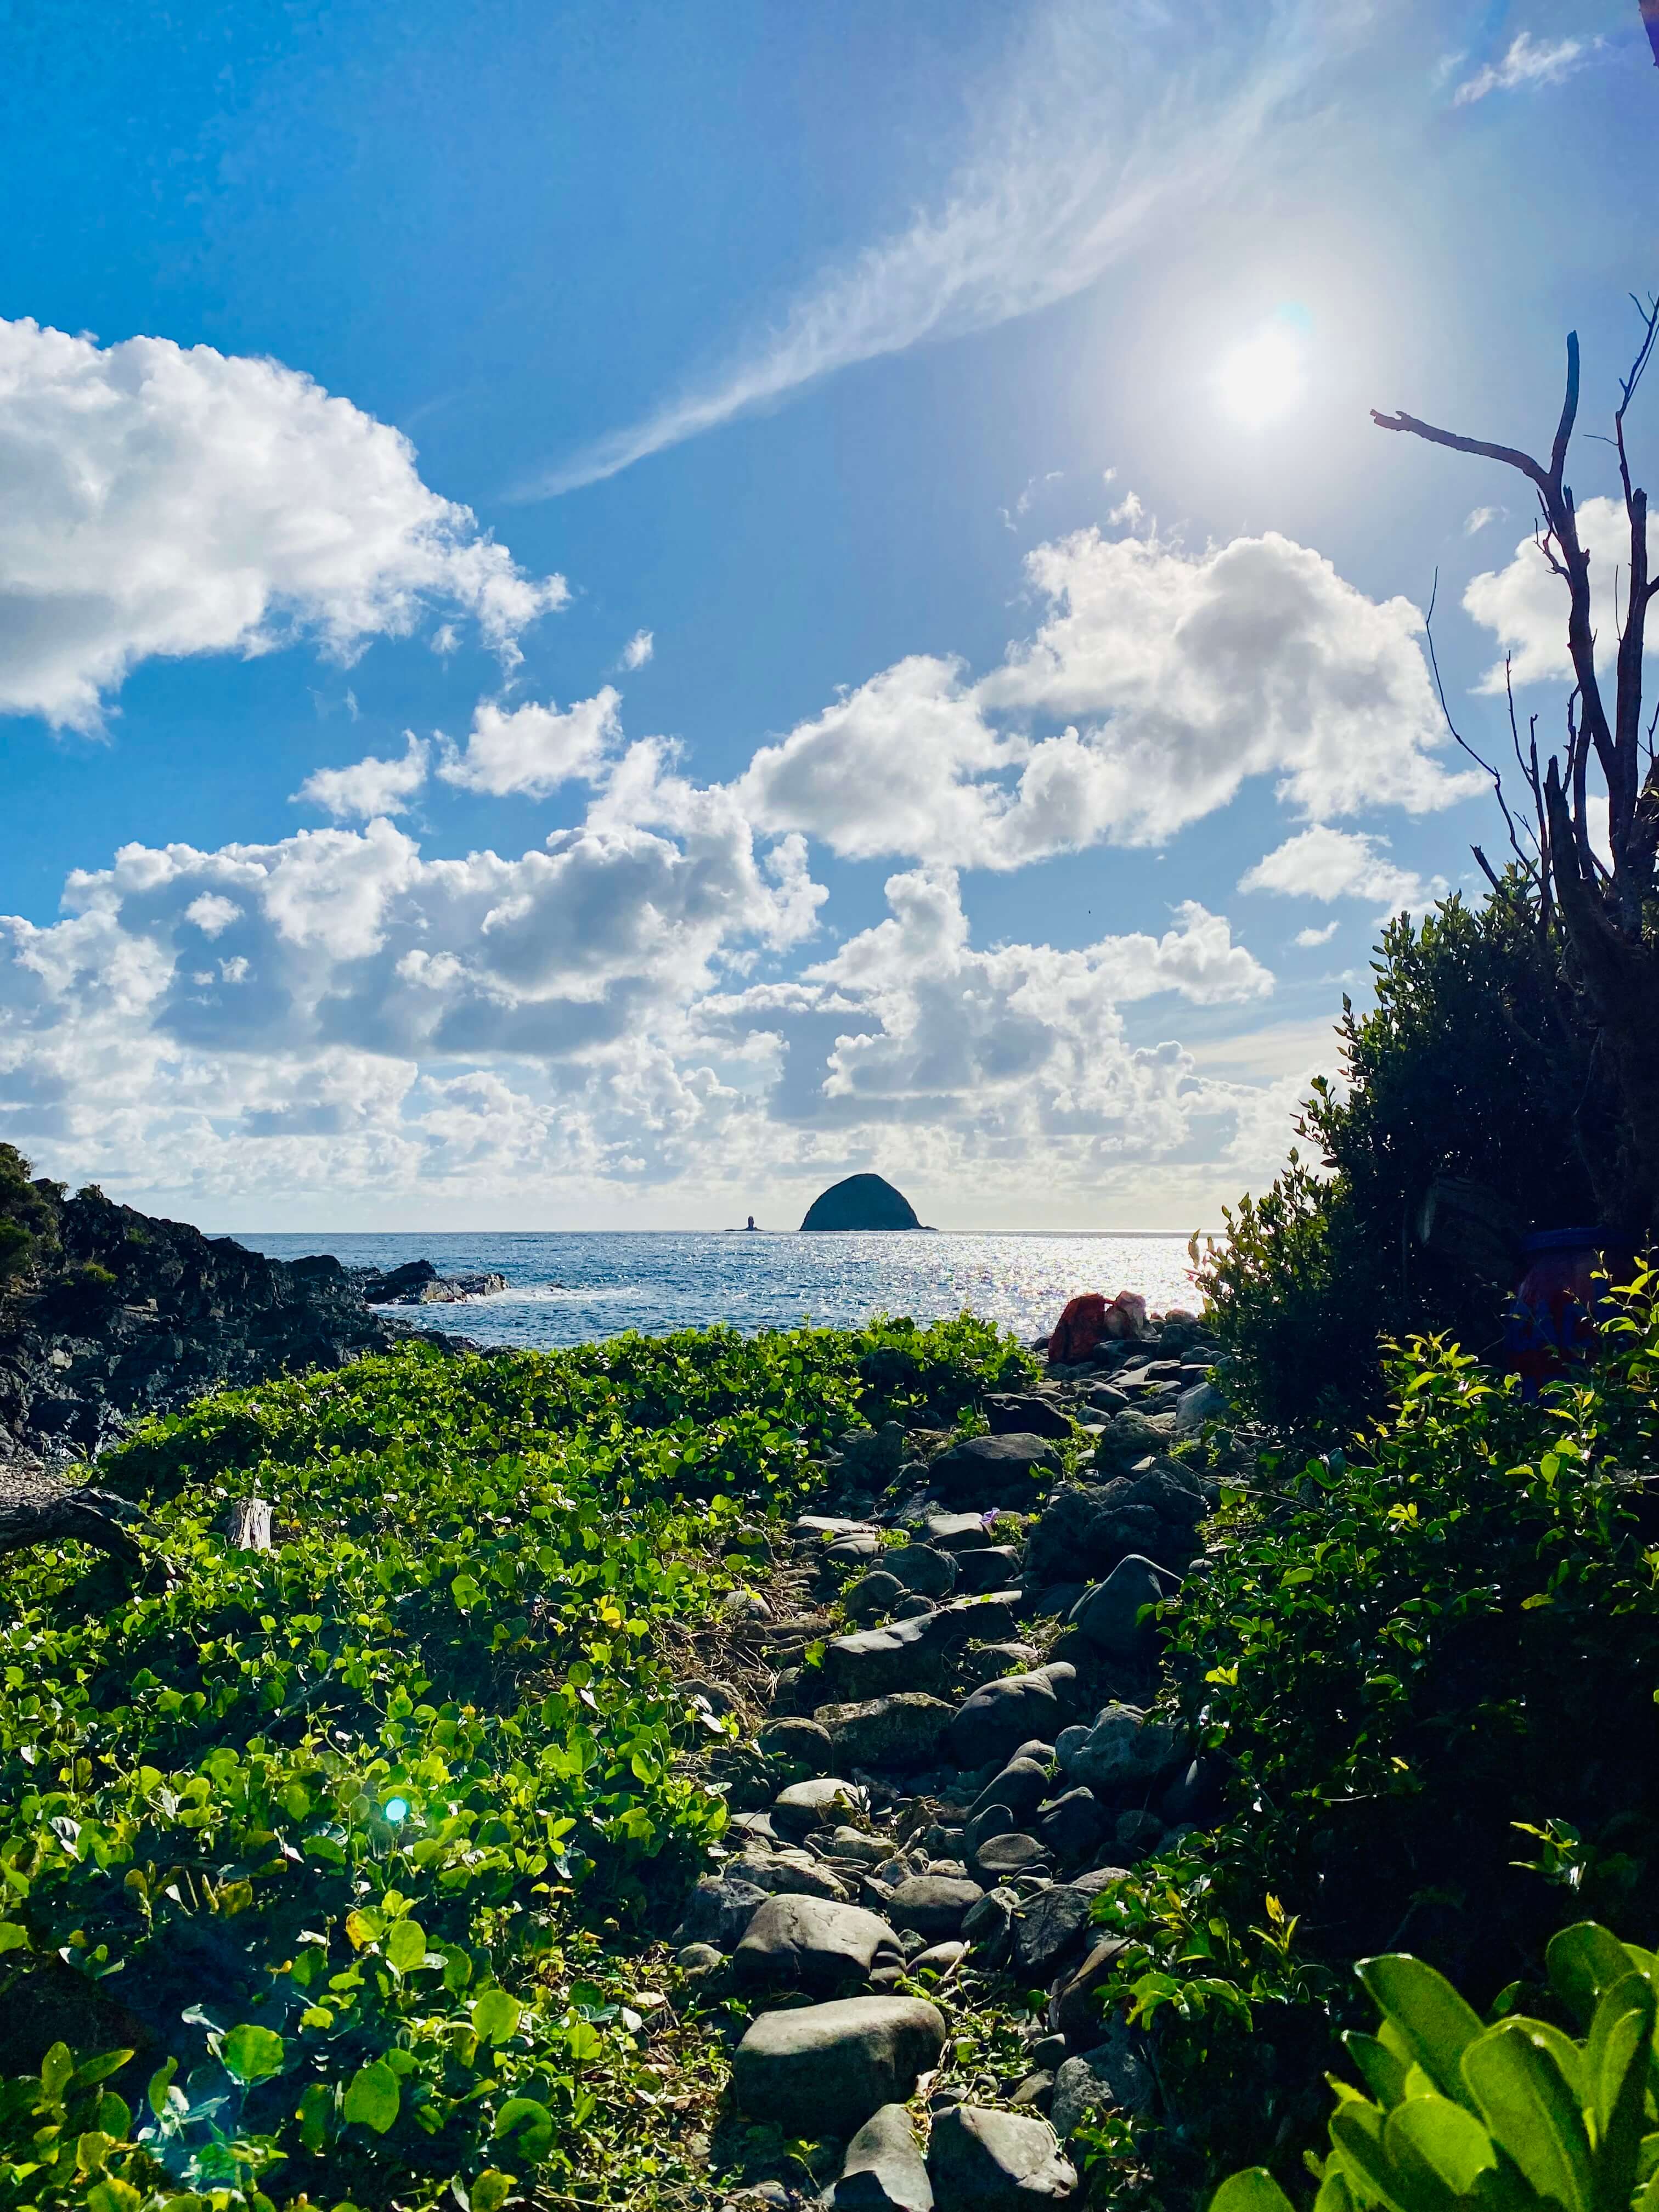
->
[0,1143,60,1290]
[1214,1923,1659,2212]
[1197,887,1601,1435]
[1088,1279,1659,2194]
[0,1312,1029,2209]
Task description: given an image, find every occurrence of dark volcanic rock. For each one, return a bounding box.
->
[0,1183,410,1463]
[356,1258,507,1304]
[801,1174,923,1232]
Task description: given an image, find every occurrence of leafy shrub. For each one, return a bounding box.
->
[0,1313,1025,2207]
[1216,1922,1659,2212]
[0,1144,60,1291]
[1085,1277,1659,2198]
[1198,888,1602,1435]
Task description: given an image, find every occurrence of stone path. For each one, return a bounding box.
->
[670,1315,1232,2209]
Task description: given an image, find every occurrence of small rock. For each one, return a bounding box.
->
[963,1803,1015,1861]
[961,1887,1017,1948]
[1176,1380,1227,1433]
[1013,1882,1101,1979]
[885,1875,985,1942]
[1049,2023,1156,2135]
[912,1939,967,1974]
[827,2103,934,2212]
[723,1588,772,1622]
[927,2102,1077,2209]
[826,1533,889,1570]
[969,1758,1051,1826]
[758,1717,835,1768]
[732,1995,947,2137]
[1114,1809,1165,1858]
[1068,1556,1182,1663]
[974,1831,1049,1883]
[1051,1938,1134,2048]
[675,1940,725,1973]
[984,1393,1074,1441]
[1037,1788,1106,1864]
[893,1593,936,1620]
[773,1778,869,1840]
[674,1876,768,1948]
[1008,2070,1057,2111]
[733,1894,905,1995]
[960,1642,1042,1688]
[1029,2034,1069,2072]
[817,1692,955,1770]
[819,1826,895,1867]
[929,1434,1060,1508]
[948,1663,1077,1769]
[925,1511,996,1552]
[796,1515,882,1542]
[730,1852,855,1905]
[886,1543,958,1597]
[956,1545,1025,1595]
[1063,1706,1184,1794]
[845,1569,907,1622]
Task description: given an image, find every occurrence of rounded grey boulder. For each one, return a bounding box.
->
[1068,1555,1181,1662]
[948,1662,1077,1769]
[926,2103,1077,2209]
[885,1874,984,1941]
[816,1692,955,1770]
[773,1777,868,1839]
[732,1994,947,2137]
[733,1893,904,1995]
[886,1543,958,1598]
[827,2103,934,2212]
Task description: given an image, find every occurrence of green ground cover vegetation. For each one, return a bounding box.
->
[0,1315,1028,2211]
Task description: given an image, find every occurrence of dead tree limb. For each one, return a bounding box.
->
[0,1462,146,1567]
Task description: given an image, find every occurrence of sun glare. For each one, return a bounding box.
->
[1217,325,1306,429]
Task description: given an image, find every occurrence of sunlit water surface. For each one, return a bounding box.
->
[230,1232,1202,1351]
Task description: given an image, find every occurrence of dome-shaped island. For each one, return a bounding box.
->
[799,1173,925,1232]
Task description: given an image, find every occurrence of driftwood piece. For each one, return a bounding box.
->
[224,1497,273,1551]
[0,1461,145,1567]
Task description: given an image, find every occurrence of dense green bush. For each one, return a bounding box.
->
[0,1145,59,1291]
[0,1313,1029,2210]
[1197,888,1602,1435]
[1086,1279,1659,2200]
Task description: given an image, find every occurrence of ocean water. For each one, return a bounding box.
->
[230,1231,1203,1352]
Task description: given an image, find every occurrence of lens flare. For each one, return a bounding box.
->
[383,1796,410,1825]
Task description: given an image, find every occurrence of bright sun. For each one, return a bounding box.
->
[1217,325,1306,429]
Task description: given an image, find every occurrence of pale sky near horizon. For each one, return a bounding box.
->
[0,1,1650,1232]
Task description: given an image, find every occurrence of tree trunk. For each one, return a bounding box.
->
[224,1497,272,1551]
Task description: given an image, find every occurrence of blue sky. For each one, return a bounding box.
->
[0,0,1649,1230]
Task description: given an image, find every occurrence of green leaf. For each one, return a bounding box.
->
[1312,2168,1356,2212]
[1460,2019,1593,2212]
[1358,1954,1486,2110]
[471,1989,521,2044]
[41,2042,73,2102]
[1211,2172,1297,2212]
[1385,2094,1498,2197]
[1344,2031,1410,2110]
[472,2172,515,2212]
[220,2023,285,2086]
[1587,1974,1656,2212]
[342,2059,401,2134]
[71,2051,134,2088]
[1329,2097,1410,2212]
[146,2057,178,2122]
[386,1918,427,1973]
[451,1573,482,1611]
[493,2095,555,2163]
[1547,1922,1637,2033]
[0,1922,29,1955]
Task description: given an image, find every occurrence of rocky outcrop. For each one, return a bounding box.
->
[0,1180,486,1465]
[801,1175,924,1232]
[352,1258,507,1305]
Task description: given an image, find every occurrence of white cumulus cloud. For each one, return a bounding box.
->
[294,734,430,820]
[437,688,623,798]
[1463,495,1630,692]
[739,524,1479,868]
[1239,825,1445,915]
[0,316,568,732]
[621,629,654,670]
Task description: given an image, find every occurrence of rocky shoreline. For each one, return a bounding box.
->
[0,1185,499,1464]
[664,1310,1232,2204]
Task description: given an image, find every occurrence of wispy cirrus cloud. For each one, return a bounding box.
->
[1452,31,1600,106]
[518,1,1353,499]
